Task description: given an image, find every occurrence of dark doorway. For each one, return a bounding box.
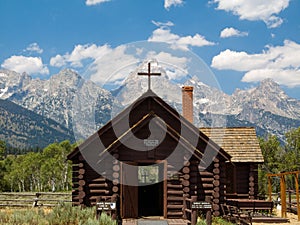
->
[138,163,164,217]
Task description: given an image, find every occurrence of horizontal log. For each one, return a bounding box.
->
[88,183,108,188]
[92,177,106,182]
[79,168,85,175]
[167,211,183,216]
[167,196,184,201]
[200,171,213,177]
[213,180,220,187]
[213,168,220,174]
[201,177,214,182]
[182,180,190,187]
[182,167,190,174]
[112,186,119,193]
[203,183,213,189]
[89,190,110,194]
[167,204,184,209]
[112,172,119,179]
[212,204,219,211]
[183,174,190,180]
[183,187,190,193]
[167,184,182,189]
[113,165,120,172]
[78,191,85,199]
[78,186,84,191]
[78,180,86,186]
[167,190,183,195]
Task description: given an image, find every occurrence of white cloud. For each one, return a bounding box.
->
[211,40,300,87]
[164,0,184,10]
[90,45,138,85]
[1,55,49,75]
[211,0,290,28]
[148,23,215,51]
[151,20,174,28]
[146,51,188,80]
[50,44,112,68]
[242,69,300,87]
[25,43,43,54]
[220,27,248,38]
[85,0,111,6]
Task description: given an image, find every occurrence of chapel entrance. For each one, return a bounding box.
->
[138,164,164,217]
[121,162,165,218]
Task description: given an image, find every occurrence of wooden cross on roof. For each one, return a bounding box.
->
[138,62,161,90]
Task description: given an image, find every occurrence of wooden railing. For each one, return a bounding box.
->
[183,195,213,225]
[0,192,71,207]
[183,195,197,225]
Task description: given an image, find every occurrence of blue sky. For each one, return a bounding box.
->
[0,0,300,99]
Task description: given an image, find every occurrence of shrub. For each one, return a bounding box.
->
[0,204,116,225]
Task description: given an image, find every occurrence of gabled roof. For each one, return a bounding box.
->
[68,90,231,163]
[200,127,264,163]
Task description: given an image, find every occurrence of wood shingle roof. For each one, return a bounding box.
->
[200,127,264,163]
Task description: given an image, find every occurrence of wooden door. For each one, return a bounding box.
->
[121,163,138,218]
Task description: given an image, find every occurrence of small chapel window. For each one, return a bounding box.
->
[138,165,159,184]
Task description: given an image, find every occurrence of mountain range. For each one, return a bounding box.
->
[0,67,299,148]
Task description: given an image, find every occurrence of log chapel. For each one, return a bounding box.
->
[67,63,264,220]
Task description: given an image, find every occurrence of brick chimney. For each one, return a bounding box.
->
[182,86,193,124]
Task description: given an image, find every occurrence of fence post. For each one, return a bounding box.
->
[33,193,41,207]
[295,174,300,221]
[191,196,197,225]
[205,196,212,225]
[183,194,187,219]
[280,175,287,218]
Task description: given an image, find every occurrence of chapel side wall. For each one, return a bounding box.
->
[70,153,117,207]
[166,161,185,219]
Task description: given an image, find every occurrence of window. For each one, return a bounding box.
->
[138,165,159,184]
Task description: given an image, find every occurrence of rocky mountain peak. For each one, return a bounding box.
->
[257,78,286,96]
[0,69,32,99]
[50,69,83,89]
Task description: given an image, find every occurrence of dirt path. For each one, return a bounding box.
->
[253,210,300,225]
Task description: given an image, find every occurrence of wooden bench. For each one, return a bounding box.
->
[221,204,252,225]
[227,199,274,217]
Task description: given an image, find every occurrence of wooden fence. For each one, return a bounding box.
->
[0,192,71,207]
[183,195,212,225]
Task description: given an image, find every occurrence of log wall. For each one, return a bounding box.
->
[71,152,227,218]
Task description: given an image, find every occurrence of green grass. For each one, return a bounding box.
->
[0,203,116,225]
[196,216,234,225]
